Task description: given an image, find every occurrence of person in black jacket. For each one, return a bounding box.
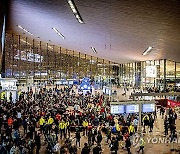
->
[81,143,90,154]
[34,131,41,154]
[110,137,119,154]
[125,137,132,154]
[93,144,102,154]
[149,115,154,132]
[164,116,169,136]
[75,129,81,147]
[97,131,102,145]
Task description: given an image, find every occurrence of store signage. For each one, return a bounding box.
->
[146,66,157,78]
[14,50,43,63]
[1,80,17,91]
[2,86,17,91]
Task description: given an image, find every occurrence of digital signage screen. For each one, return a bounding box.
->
[110,105,125,114]
[146,66,157,78]
[126,104,139,113]
[142,104,155,112]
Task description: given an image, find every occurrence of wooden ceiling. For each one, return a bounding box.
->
[7,0,180,63]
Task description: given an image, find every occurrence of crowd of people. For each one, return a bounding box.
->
[0,85,178,154]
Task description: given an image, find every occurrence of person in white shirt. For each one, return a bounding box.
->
[133,118,139,132]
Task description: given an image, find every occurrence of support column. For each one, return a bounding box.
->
[164,59,166,91]
[0,0,8,77]
[175,62,177,87]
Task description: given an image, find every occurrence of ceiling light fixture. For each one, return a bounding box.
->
[52,27,65,39]
[142,46,153,56]
[91,47,97,53]
[67,0,84,24]
[17,25,33,35]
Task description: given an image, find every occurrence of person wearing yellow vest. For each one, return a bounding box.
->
[115,123,121,133]
[48,116,54,133]
[137,136,145,153]
[1,91,5,100]
[48,116,54,125]
[128,124,135,136]
[39,116,45,132]
[59,119,66,139]
[82,119,88,136]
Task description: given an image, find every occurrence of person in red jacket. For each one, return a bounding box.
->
[56,113,61,121]
[8,117,14,127]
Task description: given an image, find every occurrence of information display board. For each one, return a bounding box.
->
[142,104,155,112]
[110,105,125,114]
[146,66,157,78]
[126,104,139,113]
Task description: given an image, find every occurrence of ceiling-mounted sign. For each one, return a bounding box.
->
[146,66,157,78]
[0,79,17,91]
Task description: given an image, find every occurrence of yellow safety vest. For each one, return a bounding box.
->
[39,118,45,125]
[82,121,88,127]
[140,138,145,146]
[129,125,135,133]
[59,122,65,129]
[143,115,149,121]
[18,91,21,96]
[116,124,120,131]
[1,92,5,100]
[65,121,69,127]
[48,118,54,125]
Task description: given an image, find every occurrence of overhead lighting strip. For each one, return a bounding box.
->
[52,27,65,39]
[91,47,97,53]
[17,25,33,35]
[142,46,153,56]
[67,0,84,24]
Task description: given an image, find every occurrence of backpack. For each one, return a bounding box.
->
[14,130,19,139]
[111,126,116,133]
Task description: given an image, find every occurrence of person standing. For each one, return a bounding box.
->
[97,131,103,145]
[29,122,35,139]
[59,119,66,139]
[48,116,54,133]
[128,123,135,136]
[137,136,145,154]
[125,137,131,154]
[81,143,90,154]
[39,116,45,133]
[35,132,41,154]
[110,137,119,154]
[75,129,81,147]
[93,144,102,154]
[82,119,88,136]
[133,117,138,132]
[142,114,149,133]
[22,117,28,134]
[164,116,169,136]
[149,115,154,132]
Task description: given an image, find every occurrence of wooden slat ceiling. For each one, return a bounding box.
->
[7,0,180,63]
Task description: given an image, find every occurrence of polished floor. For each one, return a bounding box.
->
[35,110,180,154]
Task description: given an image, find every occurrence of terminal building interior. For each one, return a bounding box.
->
[0,0,180,153]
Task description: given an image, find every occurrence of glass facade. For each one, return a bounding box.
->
[118,60,180,91]
[4,33,180,90]
[4,33,119,87]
